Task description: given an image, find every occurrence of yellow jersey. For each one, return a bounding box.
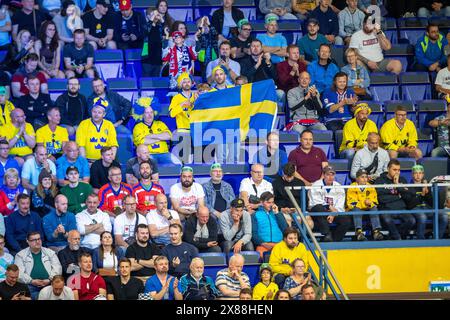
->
[346,182,378,210]
[0,122,35,156]
[0,100,15,127]
[380,118,418,151]
[252,282,279,300]
[36,125,69,155]
[169,92,196,131]
[339,118,378,153]
[76,119,118,161]
[208,84,235,92]
[133,120,172,154]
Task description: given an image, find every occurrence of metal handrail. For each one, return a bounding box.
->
[285,186,349,300]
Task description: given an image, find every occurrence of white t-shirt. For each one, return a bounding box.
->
[103,251,119,269]
[170,183,205,211]
[38,285,75,300]
[435,67,450,90]
[349,30,384,62]
[113,213,147,241]
[76,209,112,249]
[146,209,180,230]
[239,177,273,198]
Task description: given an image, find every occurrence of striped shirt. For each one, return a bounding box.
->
[215,268,250,299]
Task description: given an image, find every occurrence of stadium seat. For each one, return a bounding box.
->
[397,158,416,182]
[334,129,343,158]
[133,0,194,21]
[399,72,432,101]
[331,45,345,68]
[362,101,384,127]
[0,50,6,63]
[106,78,139,104]
[418,128,434,157]
[384,44,414,72]
[369,73,400,101]
[47,78,68,101]
[398,17,428,45]
[124,49,143,79]
[416,100,446,129]
[116,133,134,165]
[383,17,398,44]
[194,0,256,20]
[384,100,416,123]
[328,159,350,185]
[140,77,171,104]
[94,50,124,81]
[198,252,227,280]
[78,77,94,98]
[227,251,261,287]
[262,251,271,263]
[418,157,450,181]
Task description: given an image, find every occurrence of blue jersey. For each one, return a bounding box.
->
[322,88,355,123]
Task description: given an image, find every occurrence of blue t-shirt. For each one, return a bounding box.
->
[321,88,356,122]
[56,155,90,181]
[144,275,181,300]
[256,33,287,64]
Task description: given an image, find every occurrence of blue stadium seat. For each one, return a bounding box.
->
[362,101,384,128]
[331,45,345,68]
[94,50,124,81]
[399,72,432,101]
[384,100,416,124]
[384,44,414,72]
[383,17,398,44]
[194,0,256,20]
[47,78,68,101]
[117,132,134,165]
[334,129,343,158]
[397,158,416,182]
[0,50,6,63]
[398,17,428,45]
[328,159,350,185]
[198,252,227,280]
[107,78,139,104]
[79,77,94,98]
[369,73,399,101]
[124,49,142,79]
[418,129,434,157]
[140,77,171,104]
[418,157,449,181]
[263,251,271,263]
[416,100,446,129]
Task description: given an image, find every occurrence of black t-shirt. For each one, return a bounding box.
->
[63,42,94,67]
[82,11,114,39]
[0,281,31,300]
[66,96,85,125]
[106,276,144,300]
[90,159,121,189]
[17,93,53,124]
[212,182,227,213]
[11,9,49,37]
[125,242,162,277]
[0,70,9,87]
[230,36,253,63]
[272,175,306,209]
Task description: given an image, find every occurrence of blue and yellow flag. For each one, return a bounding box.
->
[190,79,277,147]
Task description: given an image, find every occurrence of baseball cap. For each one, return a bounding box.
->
[119,0,131,10]
[66,165,79,175]
[265,16,278,24]
[237,18,250,30]
[356,168,368,178]
[181,166,193,174]
[96,0,108,6]
[259,263,272,275]
[210,163,222,171]
[307,18,319,26]
[0,86,6,96]
[231,198,245,208]
[172,31,183,39]
[323,166,336,175]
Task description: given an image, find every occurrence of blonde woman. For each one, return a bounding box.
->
[1,168,27,211]
[53,1,83,44]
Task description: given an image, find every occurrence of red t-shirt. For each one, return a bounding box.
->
[288,146,328,183]
[132,182,165,214]
[11,71,47,95]
[67,272,106,300]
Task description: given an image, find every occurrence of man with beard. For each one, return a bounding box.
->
[269,227,309,288]
[206,41,241,85]
[125,224,162,283]
[349,15,402,75]
[350,132,390,182]
[296,19,328,64]
[132,161,165,215]
[170,166,205,221]
[63,29,96,79]
[114,195,147,250]
[240,39,277,83]
[339,103,378,160]
[144,255,183,300]
[58,230,91,279]
[106,258,145,300]
[125,144,159,185]
[55,77,89,136]
[209,66,234,91]
[169,73,198,132]
[179,257,219,300]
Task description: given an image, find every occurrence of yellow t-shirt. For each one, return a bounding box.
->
[76,119,118,161]
[380,118,418,151]
[36,125,69,155]
[0,100,15,127]
[339,118,378,153]
[133,120,172,154]
[169,92,196,131]
[0,122,35,156]
[252,282,279,300]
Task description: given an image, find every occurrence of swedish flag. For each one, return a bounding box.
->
[190,79,278,147]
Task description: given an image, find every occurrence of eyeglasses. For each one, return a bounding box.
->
[28,238,41,242]
[0,147,9,151]
[124,203,137,206]
[242,28,252,31]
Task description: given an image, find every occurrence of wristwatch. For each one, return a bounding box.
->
[167,215,173,220]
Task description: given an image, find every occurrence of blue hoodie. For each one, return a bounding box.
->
[5,210,43,253]
[307,60,339,94]
[415,33,448,67]
[42,209,77,247]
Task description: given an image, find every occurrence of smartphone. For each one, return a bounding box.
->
[19,291,26,296]
[303,272,309,279]
[220,54,226,61]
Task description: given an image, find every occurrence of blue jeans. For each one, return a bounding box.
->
[382,213,416,240]
[339,148,356,161]
[150,153,181,165]
[352,207,382,230]
[28,284,43,300]
[415,208,449,239]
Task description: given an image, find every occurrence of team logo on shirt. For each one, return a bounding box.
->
[363,38,379,46]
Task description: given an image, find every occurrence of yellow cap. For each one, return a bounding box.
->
[354,103,371,116]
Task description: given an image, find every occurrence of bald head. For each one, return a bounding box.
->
[229,254,245,268]
[136,144,150,161]
[197,206,210,225]
[155,193,168,212]
[11,108,26,124]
